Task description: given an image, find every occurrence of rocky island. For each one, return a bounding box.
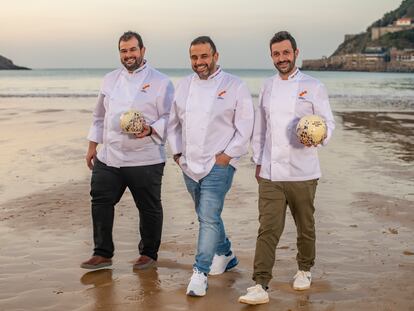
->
[0,55,30,70]
[302,0,414,72]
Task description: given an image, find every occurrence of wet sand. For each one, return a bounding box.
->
[0,101,413,311]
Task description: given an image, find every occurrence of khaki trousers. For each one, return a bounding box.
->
[253,178,318,287]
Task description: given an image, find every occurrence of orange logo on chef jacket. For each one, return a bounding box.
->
[298,90,307,99]
[141,84,150,92]
[217,90,226,99]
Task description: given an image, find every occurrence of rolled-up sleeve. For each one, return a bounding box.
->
[224,82,254,158]
[251,86,266,164]
[87,92,106,144]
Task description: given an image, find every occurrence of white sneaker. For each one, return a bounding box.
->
[209,252,239,275]
[186,268,208,296]
[293,270,312,290]
[238,284,269,305]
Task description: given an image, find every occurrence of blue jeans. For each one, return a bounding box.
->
[183,164,235,274]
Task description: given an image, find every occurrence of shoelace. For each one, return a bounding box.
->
[191,268,206,282]
[247,285,262,292]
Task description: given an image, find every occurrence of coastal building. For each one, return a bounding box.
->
[390,47,414,61]
[396,17,412,26]
[301,47,414,72]
[389,47,414,71]
[302,0,414,73]
[371,17,413,40]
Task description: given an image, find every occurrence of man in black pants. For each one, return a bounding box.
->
[81,31,174,270]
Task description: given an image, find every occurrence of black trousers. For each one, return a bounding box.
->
[90,158,164,260]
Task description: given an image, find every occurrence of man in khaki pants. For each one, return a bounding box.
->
[239,31,335,305]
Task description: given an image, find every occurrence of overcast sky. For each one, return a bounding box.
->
[0,0,402,69]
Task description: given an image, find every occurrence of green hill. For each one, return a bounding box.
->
[332,0,414,56]
[369,0,414,29]
[372,28,414,49]
[332,33,370,56]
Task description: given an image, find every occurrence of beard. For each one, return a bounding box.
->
[274,56,296,75]
[192,61,216,79]
[122,56,143,72]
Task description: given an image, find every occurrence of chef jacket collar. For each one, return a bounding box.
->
[276,67,301,81]
[121,60,148,76]
[193,66,222,81]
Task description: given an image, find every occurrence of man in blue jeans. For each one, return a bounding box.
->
[167,36,254,296]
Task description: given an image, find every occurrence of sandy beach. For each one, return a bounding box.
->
[0,97,413,311]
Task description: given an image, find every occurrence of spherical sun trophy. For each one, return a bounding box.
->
[120,110,146,134]
[296,115,327,146]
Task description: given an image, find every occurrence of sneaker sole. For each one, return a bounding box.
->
[80,262,112,270]
[209,256,239,275]
[293,285,311,291]
[238,297,269,305]
[186,284,208,297]
[186,290,206,297]
[133,260,156,270]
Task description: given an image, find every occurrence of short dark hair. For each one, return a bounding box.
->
[269,31,297,51]
[118,31,144,50]
[190,36,217,54]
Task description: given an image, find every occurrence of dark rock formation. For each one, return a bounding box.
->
[0,55,30,70]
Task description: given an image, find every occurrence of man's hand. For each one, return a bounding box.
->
[86,141,98,170]
[303,133,326,147]
[255,165,261,183]
[304,141,320,147]
[173,153,182,165]
[215,152,232,166]
[135,124,153,139]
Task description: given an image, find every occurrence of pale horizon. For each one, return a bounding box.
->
[0,0,402,69]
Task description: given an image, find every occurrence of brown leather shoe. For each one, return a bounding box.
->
[80,255,112,269]
[133,255,156,270]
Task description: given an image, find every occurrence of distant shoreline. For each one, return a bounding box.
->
[1,67,414,74]
[300,66,414,73]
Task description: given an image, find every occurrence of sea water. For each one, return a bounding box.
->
[0,68,413,112]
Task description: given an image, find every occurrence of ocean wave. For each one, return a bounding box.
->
[0,92,260,99]
[0,93,97,98]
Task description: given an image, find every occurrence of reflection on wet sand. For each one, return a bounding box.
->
[81,269,116,309]
[131,268,162,308]
[0,107,413,310]
[337,111,414,162]
[81,269,113,287]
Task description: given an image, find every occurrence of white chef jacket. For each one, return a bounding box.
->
[251,68,335,181]
[87,63,174,167]
[167,68,254,182]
